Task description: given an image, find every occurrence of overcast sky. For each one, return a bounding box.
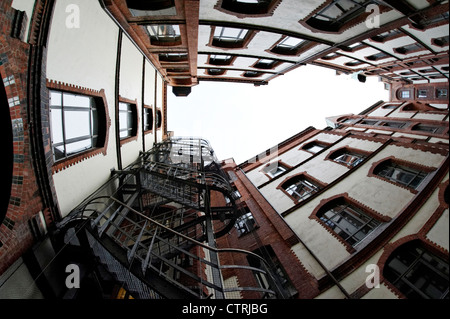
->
[167,64,389,164]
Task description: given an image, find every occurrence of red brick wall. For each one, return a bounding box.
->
[214,160,320,299]
[0,1,45,275]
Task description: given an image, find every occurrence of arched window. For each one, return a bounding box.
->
[328,148,367,168]
[316,198,382,247]
[301,0,380,34]
[302,141,328,154]
[373,159,430,190]
[383,240,449,299]
[49,89,108,161]
[280,175,322,203]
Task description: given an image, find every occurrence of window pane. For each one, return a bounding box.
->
[64,110,91,140]
[66,139,92,156]
[63,93,90,108]
[50,91,62,106]
[50,109,63,144]
[279,36,303,48]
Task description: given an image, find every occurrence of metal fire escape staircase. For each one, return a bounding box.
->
[54,138,284,299]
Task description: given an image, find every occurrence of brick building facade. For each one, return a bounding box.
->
[1,0,448,300]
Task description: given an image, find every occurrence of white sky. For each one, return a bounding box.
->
[167,64,389,164]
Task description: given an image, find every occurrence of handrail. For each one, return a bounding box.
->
[107,197,283,297]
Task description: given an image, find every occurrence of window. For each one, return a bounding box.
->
[382,121,405,128]
[159,53,188,62]
[370,29,402,43]
[432,35,449,47]
[156,109,162,129]
[417,90,428,98]
[412,124,445,134]
[119,102,137,139]
[207,68,226,76]
[374,160,429,190]
[394,43,425,55]
[302,0,376,33]
[401,90,411,99]
[143,107,153,132]
[263,162,288,178]
[366,52,390,61]
[50,90,106,161]
[317,199,381,246]
[303,141,327,154]
[147,25,181,46]
[243,71,263,78]
[212,27,251,48]
[218,0,281,16]
[271,36,307,55]
[127,0,176,16]
[235,208,257,236]
[209,55,233,66]
[436,89,448,98]
[254,58,279,69]
[281,175,321,202]
[383,241,449,299]
[330,149,366,168]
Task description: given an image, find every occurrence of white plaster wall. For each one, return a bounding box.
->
[427,208,449,251]
[144,60,156,151]
[119,35,144,168]
[200,0,403,44]
[46,0,120,217]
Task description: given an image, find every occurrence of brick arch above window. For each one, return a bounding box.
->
[214,0,282,18]
[47,80,111,173]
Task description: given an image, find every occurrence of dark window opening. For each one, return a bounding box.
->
[235,207,257,236]
[156,109,162,129]
[247,246,298,298]
[1,79,13,224]
[143,107,153,132]
[384,240,449,299]
[220,0,279,15]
